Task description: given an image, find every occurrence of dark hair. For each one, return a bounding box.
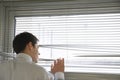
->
[13,32,39,54]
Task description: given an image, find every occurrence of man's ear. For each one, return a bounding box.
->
[27,42,33,50]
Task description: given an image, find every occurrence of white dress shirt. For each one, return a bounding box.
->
[0,53,64,80]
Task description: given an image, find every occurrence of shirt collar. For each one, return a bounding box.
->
[16,53,33,63]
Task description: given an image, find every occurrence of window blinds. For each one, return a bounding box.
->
[15,13,120,73]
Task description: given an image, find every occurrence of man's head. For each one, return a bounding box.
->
[13,32,40,63]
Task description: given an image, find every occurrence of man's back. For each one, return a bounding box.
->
[0,53,49,80]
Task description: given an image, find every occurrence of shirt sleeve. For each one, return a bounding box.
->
[48,72,65,80]
[54,72,65,80]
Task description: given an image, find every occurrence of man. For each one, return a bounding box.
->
[0,32,64,80]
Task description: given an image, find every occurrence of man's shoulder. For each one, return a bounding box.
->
[30,63,45,70]
[25,62,47,73]
[27,63,49,78]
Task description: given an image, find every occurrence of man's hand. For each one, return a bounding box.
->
[51,58,64,74]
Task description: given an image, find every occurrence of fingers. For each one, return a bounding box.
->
[57,58,64,66]
[61,58,64,64]
[56,59,60,65]
[54,58,64,65]
[51,58,64,74]
[57,58,64,63]
[51,64,53,69]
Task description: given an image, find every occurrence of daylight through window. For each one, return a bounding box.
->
[15,13,120,73]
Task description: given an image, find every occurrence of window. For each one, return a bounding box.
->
[15,13,120,73]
